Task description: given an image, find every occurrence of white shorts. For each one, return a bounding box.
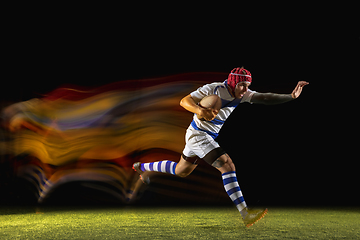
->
[182,125,221,159]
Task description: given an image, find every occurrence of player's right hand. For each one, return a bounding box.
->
[199,108,218,121]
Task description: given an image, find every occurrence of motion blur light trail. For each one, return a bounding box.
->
[1,72,228,204]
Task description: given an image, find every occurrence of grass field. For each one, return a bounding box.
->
[0,206,359,239]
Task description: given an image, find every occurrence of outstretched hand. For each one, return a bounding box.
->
[291,81,309,99]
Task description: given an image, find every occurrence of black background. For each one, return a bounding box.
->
[1,3,359,207]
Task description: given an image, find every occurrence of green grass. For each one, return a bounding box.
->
[0,206,359,239]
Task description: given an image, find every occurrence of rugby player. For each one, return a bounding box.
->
[133,67,309,227]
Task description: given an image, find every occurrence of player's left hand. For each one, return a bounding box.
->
[291,81,309,99]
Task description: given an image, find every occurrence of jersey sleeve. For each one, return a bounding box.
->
[240,89,257,103]
[190,83,216,103]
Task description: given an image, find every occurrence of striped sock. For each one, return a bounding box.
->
[140,161,177,175]
[222,171,247,215]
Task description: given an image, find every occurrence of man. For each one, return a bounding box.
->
[133,67,309,227]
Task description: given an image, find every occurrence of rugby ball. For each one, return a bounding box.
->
[197,94,222,119]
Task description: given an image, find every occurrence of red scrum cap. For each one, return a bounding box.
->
[227,67,252,91]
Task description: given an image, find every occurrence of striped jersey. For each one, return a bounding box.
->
[189,80,256,139]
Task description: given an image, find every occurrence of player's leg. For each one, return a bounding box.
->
[211,153,236,174]
[174,154,199,177]
[133,128,201,180]
[203,150,267,227]
[132,151,199,181]
[203,150,247,215]
[136,160,178,175]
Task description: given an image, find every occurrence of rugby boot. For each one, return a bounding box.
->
[132,162,150,184]
[243,208,268,227]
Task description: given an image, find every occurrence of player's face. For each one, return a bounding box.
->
[234,82,251,99]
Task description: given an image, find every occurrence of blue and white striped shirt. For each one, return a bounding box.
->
[189,80,256,139]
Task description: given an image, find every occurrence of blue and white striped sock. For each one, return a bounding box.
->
[140,161,177,175]
[222,171,247,215]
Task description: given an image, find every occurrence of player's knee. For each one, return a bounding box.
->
[222,161,236,172]
[229,161,236,172]
[212,154,236,173]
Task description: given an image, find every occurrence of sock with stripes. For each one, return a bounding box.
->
[222,171,248,218]
[140,160,177,175]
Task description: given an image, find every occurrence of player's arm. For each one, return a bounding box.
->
[251,81,309,105]
[180,94,217,121]
[251,92,293,105]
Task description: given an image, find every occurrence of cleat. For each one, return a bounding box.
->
[132,162,150,184]
[243,208,268,227]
